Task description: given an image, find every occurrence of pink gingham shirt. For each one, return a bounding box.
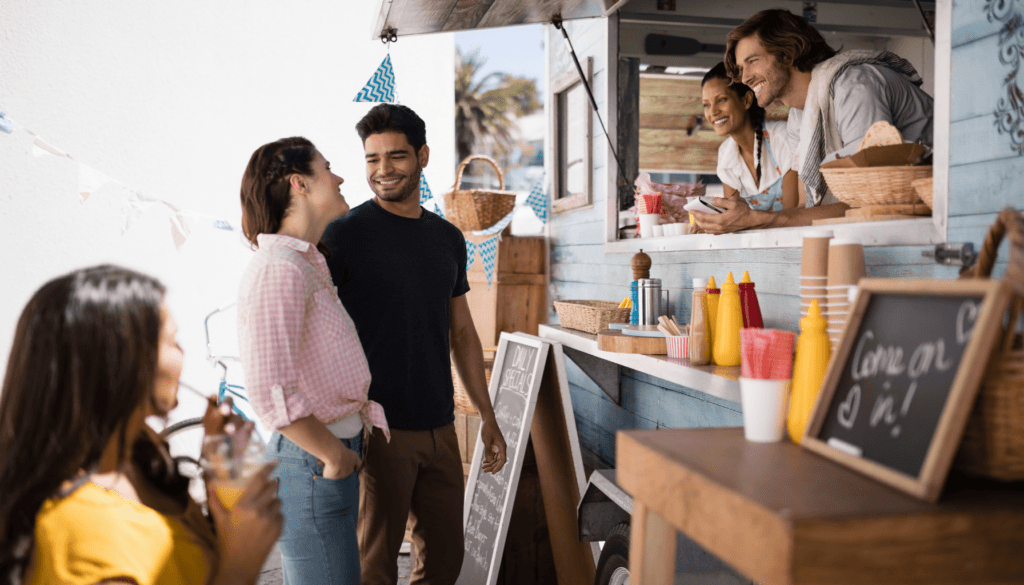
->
[237,234,389,438]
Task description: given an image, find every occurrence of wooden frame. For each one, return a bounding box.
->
[458,332,595,585]
[801,278,1012,502]
[551,56,593,214]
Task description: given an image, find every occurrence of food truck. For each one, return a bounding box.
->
[373,1,1022,584]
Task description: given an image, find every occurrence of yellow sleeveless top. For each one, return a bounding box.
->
[30,482,214,585]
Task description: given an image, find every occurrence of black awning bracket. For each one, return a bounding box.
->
[380,27,398,44]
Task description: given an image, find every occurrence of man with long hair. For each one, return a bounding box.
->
[694,9,933,234]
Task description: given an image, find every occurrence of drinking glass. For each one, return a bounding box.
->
[201,426,266,510]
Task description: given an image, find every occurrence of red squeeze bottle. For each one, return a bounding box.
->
[739,270,764,329]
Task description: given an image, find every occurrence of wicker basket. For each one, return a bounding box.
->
[954,207,1024,480]
[820,165,932,207]
[911,177,934,209]
[452,348,496,414]
[443,155,517,232]
[554,300,631,334]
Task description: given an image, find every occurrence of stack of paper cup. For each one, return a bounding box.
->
[800,230,833,319]
[825,239,866,352]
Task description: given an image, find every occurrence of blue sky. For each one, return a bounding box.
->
[455,24,546,98]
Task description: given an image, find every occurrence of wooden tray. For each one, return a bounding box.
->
[597,329,667,354]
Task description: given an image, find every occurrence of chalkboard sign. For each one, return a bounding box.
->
[457,333,549,585]
[802,279,1011,502]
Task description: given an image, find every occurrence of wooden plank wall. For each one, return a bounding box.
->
[546,6,1018,469]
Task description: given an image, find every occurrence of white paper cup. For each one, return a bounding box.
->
[652,224,665,237]
[739,377,791,442]
[638,214,660,238]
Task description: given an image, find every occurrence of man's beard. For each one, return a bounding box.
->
[375,167,422,203]
[756,64,790,108]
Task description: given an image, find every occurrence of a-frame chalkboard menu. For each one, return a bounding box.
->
[457,332,595,585]
[802,278,1012,502]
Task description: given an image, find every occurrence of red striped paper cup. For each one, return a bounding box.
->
[666,335,689,359]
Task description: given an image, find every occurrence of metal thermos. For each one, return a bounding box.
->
[638,278,662,325]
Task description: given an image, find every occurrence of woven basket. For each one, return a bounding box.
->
[452,348,496,414]
[911,177,934,208]
[443,155,517,232]
[820,165,932,207]
[953,207,1024,481]
[554,300,631,334]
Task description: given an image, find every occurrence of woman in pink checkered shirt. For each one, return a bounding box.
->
[238,137,390,585]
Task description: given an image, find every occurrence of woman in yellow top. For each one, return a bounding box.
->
[0,265,283,585]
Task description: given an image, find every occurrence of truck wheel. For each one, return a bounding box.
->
[595,521,631,585]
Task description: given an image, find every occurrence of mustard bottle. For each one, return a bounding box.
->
[712,272,742,367]
[688,278,711,366]
[787,299,831,443]
[706,276,720,351]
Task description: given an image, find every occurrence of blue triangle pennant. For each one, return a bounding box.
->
[525,174,548,224]
[434,201,445,219]
[353,55,396,103]
[465,240,477,270]
[478,236,499,289]
[419,174,432,205]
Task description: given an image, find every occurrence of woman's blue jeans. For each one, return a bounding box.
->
[268,431,363,585]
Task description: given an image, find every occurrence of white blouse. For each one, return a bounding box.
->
[716,119,793,196]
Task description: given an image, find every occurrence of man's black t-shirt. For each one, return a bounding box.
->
[322,199,470,431]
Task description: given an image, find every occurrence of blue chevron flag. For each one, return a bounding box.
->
[465,240,477,270]
[479,236,499,289]
[525,174,548,224]
[419,174,431,205]
[354,55,396,103]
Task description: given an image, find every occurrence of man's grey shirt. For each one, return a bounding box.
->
[787,63,934,206]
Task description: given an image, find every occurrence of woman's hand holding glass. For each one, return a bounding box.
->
[201,413,283,584]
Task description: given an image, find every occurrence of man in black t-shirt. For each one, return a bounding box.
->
[322,103,507,585]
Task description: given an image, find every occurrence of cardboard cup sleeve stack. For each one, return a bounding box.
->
[800,230,833,319]
[825,239,866,353]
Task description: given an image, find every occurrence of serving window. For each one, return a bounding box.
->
[603,0,946,253]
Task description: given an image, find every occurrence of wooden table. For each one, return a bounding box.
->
[617,428,1024,585]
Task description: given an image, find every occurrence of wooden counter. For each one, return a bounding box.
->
[617,427,1024,585]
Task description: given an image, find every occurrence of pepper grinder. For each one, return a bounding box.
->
[630,250,651,325]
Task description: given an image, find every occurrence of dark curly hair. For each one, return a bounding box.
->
[725,9,838,81]
[356,104,427,152]
[0,265,187,584]
[702,63,768,185]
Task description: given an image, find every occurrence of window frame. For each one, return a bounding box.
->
[602,0,950,253]
[551,56,594,214]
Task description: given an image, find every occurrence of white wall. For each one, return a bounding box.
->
[0,1,455,423]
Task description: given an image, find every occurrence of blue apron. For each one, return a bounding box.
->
[739,134,784,212]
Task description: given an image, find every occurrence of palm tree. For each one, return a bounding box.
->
[455,47,541,168]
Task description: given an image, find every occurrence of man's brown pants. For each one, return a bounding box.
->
[359,424,465,585]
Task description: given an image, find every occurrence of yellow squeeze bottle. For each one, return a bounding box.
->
[706,276,720,351]
[712,272,742,367]
[788,300,831,443]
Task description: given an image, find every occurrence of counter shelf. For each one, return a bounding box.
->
[538,324,741,404]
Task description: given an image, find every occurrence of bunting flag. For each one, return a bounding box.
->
[419,173,431,205]
[1,107,239,251]
[478,236,499,288]
[353,54,396,103]
[434,201,445,219]
[465,240,477,270]
[524,174,548,224]
[0,112,16,134]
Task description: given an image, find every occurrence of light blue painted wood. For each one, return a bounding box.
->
[950,114,1020,167]
[952,0,1001,47]
[948,156,1024,216]
[950,33,1005,123]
